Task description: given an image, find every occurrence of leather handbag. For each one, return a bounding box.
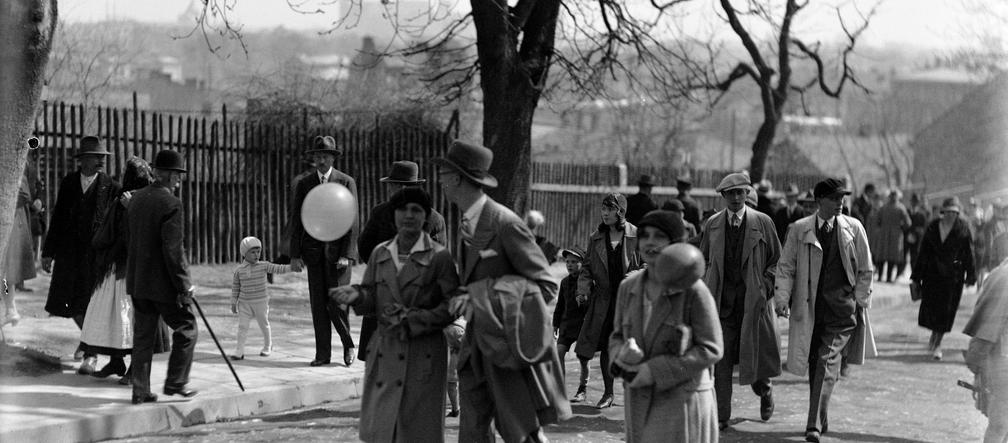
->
[909,280,922,301]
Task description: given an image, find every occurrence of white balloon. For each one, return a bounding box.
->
[301,183,357,242]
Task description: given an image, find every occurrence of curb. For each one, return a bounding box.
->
[3,375,362,443]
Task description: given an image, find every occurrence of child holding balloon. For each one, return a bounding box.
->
[230,236,299,360]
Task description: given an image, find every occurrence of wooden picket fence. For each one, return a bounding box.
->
[31,100,457,264]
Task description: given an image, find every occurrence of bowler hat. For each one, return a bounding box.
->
[75,136,111,157]
[813,178,851,199]
[432,140,498,188]
[152,150,187,173]
[380,161,426,184]
[637,174,657,187]
[305,135,342,156]
[716,172,751,193]
[676,178,693,189]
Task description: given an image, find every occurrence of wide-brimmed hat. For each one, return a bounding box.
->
[75,136,111,158]
[676,177,693,189]
[941,197,962,213]
[637,174,657,187]
[432,140,498,188]
[152,150,187,173]
[380,161,426,184]
[305,135,342,156]
[784,184,800,197]
[716,172,751,193]
[813,178,851,199]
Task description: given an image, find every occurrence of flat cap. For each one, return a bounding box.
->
[813,178,852,199]
[716,172,751,193]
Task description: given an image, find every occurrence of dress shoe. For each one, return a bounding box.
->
[805,430,821,442]
[310,359,330,367]
[14,284,32,293]
[344,348,356,367]
[446,409,460,418]
[719,421,729,431]
[596,392,613,409]
[260,347,272,357]
[119,366,132,385]
[230,355,244,361]
[760,388,775,421]
[77,356,98,375]
[571,385,587,403]
[92,360,127,378]
[131,393,158,404]
[932,348,943,361]
[163,385,198,398]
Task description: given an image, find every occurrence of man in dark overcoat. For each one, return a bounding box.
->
[625,174,658,225]
[126,150,198,404]
[436,140,570,443]
[697,172,782,431]
[355,160,446,361]
[773,184,807,245]
[42,135,121,374]
[671,177,703,230]
[289,135,359,367]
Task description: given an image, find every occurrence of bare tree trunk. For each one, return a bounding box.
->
[749,118,778,183]
[0,0,57,266]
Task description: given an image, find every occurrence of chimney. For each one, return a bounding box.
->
[362,36,376,54]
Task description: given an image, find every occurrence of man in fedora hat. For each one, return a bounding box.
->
[126,149,199,404]
[289,135,359,367]
[668,177,703,230]
[625,174,658,225]
[774,178,874,442]
[697,172,782,430]
[434,140,569,442]
[42,135,121,375]
[773,184,808,245]
[355,160,446,361]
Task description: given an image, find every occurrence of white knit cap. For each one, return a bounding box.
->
[240,236,262,256]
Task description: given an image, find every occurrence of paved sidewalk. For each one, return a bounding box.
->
[0,263,917,443]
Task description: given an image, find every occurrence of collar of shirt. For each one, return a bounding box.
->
[384,234,427,271]
[728,206,746,223]
[817,214,835,231]
[317,166,333,183]
[462,194,488,230]
[80,172,98,193]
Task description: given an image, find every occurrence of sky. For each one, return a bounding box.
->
[60,0,1002,51]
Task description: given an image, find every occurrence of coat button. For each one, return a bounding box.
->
[378,353,383,358]
[399,354,405,360]
[376,381,383,387]
[397,380,403,387]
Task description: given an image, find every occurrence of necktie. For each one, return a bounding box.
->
[731,214,741,228]
[460,216,473,243]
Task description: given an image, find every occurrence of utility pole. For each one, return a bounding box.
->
[730,109,736,171]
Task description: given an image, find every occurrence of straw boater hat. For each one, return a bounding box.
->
[432,140,498,188]
[305,135,342,156]
[75,136,112,158]
[380,161,426,185]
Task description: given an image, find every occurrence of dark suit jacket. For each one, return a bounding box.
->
[677,194,703,229]
[626,193,657,225]
[125,183,191,302]
[289,168,360,265]
[357,200,446,260]
[772,205,807,245]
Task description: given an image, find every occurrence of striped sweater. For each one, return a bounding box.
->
[232,261,292,303]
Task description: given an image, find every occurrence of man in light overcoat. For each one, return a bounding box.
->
[697,172,782,430]
[774,178,875,443]
[436,140,570,443]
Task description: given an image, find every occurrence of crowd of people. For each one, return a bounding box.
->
[1,134,1006,442]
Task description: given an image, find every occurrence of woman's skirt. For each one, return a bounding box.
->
[81,271,132,356]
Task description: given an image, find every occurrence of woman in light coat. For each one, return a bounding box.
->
[331,188,457,443]
[610,210,722,442]
[575,193,642,409]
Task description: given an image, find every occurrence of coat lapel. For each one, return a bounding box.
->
[371,244,404,304]
[592,230,609,274]
[741,209,761,266]
[708,211,727,270]
[397,235,435,302]
[462,201,498,282]
[643,290,676,352]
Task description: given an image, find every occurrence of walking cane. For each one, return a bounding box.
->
[191,297,245,392]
